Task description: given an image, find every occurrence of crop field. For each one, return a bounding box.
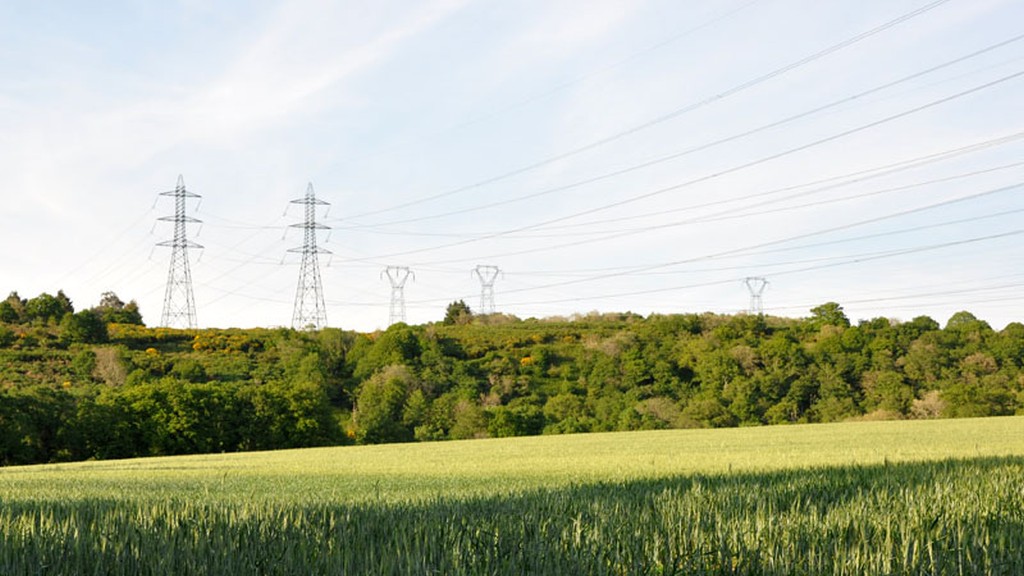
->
[1,416,1023,574]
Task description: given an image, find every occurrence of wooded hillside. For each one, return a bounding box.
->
[2,291,1022,465]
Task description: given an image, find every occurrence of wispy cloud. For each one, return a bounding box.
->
[178,0,469,142]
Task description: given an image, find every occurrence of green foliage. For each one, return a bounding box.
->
[354,365,416,444]
[3,287,1024,464]
[0,298,20,323]
[443,299,473,325]
[809,301,850,328]
[92,291,144,325]
[681,396,737,428]
[60,309,109,344]
[487,403,545,437]
[0,385,77,465]
[351,325,423,380]
[70,349,97,380]
[169,358,207,382]
[23,291,74,325]
[862,370,913,414]
[449,399,487,439]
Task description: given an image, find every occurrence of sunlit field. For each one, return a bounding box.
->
[2,416,1023,574]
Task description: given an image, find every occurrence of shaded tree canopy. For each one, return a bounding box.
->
[61,309,109,344]
[444,300,473,325]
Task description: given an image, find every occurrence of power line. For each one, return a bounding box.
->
[338,69,1024,267]
[338,31,1024,231]
[779,281,1024,311]
[466,70,1024,249]
[338,0,955,223]
[455,204,1023,281]
[538,141,1024,233]
[332,131,1024,243]
[467,181,1024,300]
[191,196,1024,321]
[464,159,1024,243]
[734,207,1024,260]
[138,162,1022,327]
[487,228,1024,309]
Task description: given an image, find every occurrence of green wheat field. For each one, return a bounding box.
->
[2,416,1023,575]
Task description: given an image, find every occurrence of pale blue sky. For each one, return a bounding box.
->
[2,0,1022,330]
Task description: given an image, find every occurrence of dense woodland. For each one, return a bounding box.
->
[1,290,1022,466]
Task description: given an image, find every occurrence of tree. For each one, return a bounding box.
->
[945,311,988,331]
[353,365,416,444]
[352,326,423,380]
[169,358,207,383]
[862,370,913,415]
[443,300,473,325]
[809,302,850,328]
[449,399,487,439]
[487,403,544,437]
[991,323,1024,369]
[93,291,144,325]
[942,379,1016,418]
[680,396,737,428]
[0,292,23,323]
[61,309,109,344]
[543,393,590,433]
[25,292,74,324]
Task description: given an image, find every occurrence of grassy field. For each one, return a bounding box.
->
[2,416,1023,574]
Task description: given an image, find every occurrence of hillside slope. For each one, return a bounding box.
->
[2,291,1023,465]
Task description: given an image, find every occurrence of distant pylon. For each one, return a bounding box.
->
[744,277,769,315]
[288,183,330,330]
[156,175,202,328]
[473,265,502,315]
[382,266,414,326]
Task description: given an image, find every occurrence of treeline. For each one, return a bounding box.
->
[2,292,1023,465]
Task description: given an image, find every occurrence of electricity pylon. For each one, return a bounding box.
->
[382,266,414,326]
[473,265,502,315]
[744,276,768,315]
[288,183,330,330]
[157,175,202,328]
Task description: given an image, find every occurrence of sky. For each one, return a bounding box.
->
[1,0,1023,332]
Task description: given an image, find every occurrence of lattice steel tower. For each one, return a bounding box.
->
[288,183,331,330]
[382,266,414,326]
[744,276,768,315]
[473,265,501,315]
[157,175,202,328]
